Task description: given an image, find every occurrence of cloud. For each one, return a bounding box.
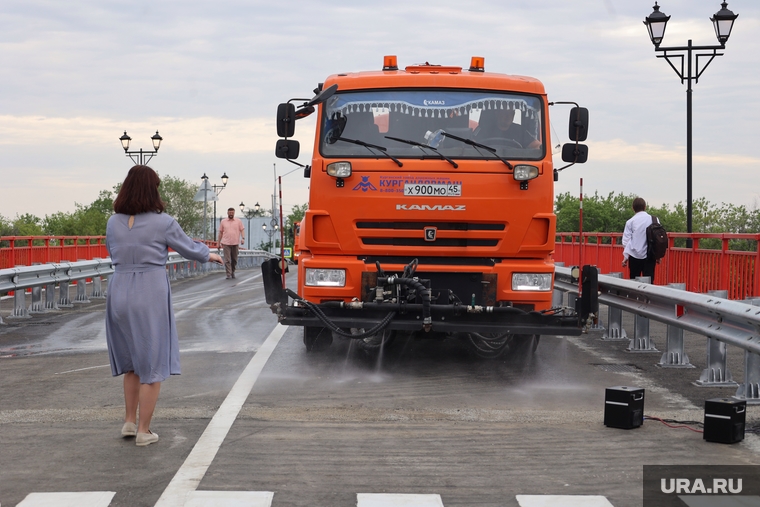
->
[0,114,315,154]
[589,138,760,166]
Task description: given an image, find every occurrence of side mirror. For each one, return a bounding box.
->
[568,107,589,142]
[561,143,588,164]
[277,103,296,138]
[275,139,300,160]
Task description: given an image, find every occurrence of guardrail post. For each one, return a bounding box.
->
[44,283,59,310]
[29,285,46,314]
[73,280,90,304]
[602,272,627,341]
[8,289,31,319]
[736,298,760,404]
[626,276,658,352]
[695,290,737,387]
[90,276,106,299]
[58,281,74,308]
[658,283,693,368]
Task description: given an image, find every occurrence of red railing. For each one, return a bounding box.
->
[0,236,109,268]
[554,232,760,300]
[0,236,220,270]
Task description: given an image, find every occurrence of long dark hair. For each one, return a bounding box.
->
[113,165,166,215]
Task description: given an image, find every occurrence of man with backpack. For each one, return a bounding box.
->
[622,197,657,281]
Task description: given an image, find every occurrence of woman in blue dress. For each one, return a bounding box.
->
[106,165,222,446]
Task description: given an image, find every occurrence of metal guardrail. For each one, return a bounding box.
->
[555,265,760,403]
[0,249,277,323]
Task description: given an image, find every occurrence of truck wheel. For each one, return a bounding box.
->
[348,328,395,353]
[464,332,511,359]
[464,333,539,359]
[303,326,332,352]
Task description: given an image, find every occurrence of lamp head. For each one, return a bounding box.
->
[221,172,229,186]
[644,2,670,47]
[151,131,162,151]
[120,131,131,151]
[711,1,738,45]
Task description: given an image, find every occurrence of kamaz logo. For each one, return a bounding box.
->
[423,100,445,106]
[396,204,466,211]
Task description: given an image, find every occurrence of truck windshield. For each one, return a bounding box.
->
[320,89,544,161]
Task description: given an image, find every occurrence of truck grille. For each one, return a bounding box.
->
[356,221,505,231]
[357,221,503,248]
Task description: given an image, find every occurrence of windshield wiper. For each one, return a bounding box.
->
[441,132,513,170]
[334,137,403,167]
[384,136,458,168]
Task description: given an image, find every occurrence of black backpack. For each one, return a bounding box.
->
[646,216,668,260]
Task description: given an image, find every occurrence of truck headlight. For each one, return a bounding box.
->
[326,161,352,178]
[512,273,552,291]
[513,164,539,181]
[305,268,346,287]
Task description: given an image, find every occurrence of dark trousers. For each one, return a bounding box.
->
[222,244,239,277]
[628,256,656,282]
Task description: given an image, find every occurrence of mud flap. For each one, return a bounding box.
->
[577,265,598,321]
[261,258,288,306]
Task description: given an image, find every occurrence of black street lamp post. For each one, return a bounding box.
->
[239,201,262,249]
[262,220,279,253]
[643,2,738,239]
[119,131,163,165]
[201,172,229,242]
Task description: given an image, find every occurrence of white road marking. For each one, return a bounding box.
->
[516,495,615,507]
[54,364,110,375]
[153,324,287,507]
[16,491,115,506]
[678,496,760,507]
[357,493,445,507]
[184,490,274,506]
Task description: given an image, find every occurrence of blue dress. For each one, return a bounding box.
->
[105,212,210,384]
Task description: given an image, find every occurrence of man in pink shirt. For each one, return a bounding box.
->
[218,207,245,279]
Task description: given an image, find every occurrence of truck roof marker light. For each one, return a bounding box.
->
[469,56,485,72]
[383,55,398,71]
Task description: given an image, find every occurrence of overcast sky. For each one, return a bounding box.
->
[1,0,758,222]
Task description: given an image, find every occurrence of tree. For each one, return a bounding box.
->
[13,213,44,236]
[114,173,203,236]
[157,174,203,236]
[42,191,114,236]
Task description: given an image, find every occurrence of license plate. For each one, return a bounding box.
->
[403,183,461,197]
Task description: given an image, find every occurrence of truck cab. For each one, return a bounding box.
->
[264,56,593,358]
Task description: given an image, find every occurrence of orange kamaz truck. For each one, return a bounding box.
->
[262,56,596,358]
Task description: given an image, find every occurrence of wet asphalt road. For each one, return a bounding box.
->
[0,268,759,507]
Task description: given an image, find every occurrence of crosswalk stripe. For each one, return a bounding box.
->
[16,492,116,507]
[14,490,618,506]
[184,491,274,506]
[357,493,445,506]
[516,495,615,507]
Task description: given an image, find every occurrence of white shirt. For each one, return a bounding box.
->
[622,211,652,261]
